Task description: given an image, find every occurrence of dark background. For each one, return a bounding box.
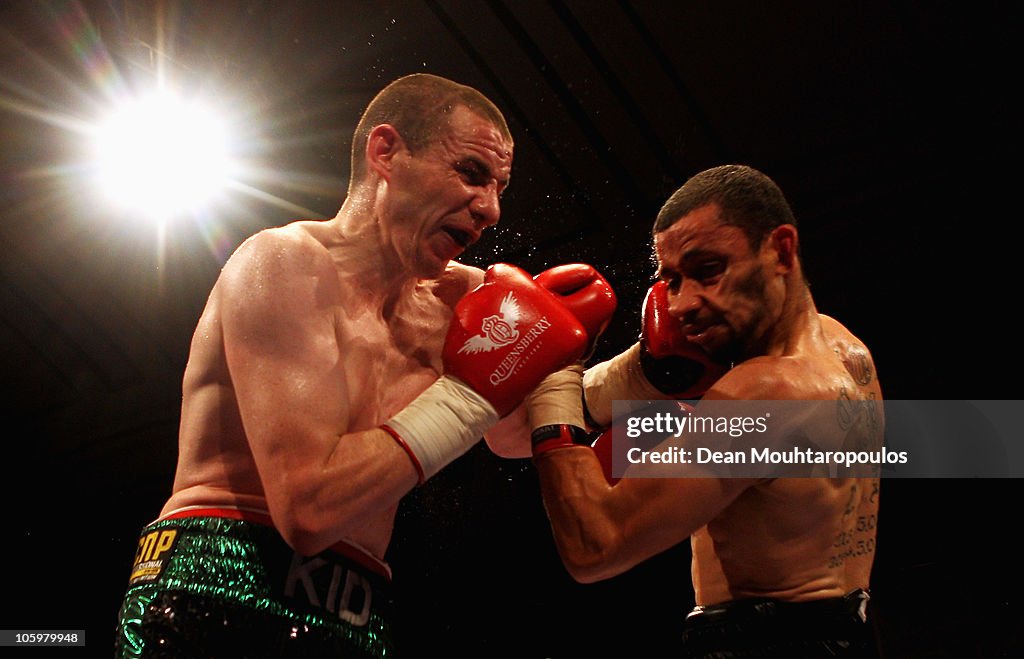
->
[1,1,1019,656]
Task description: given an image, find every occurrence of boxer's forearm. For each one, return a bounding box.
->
[534,447,630,583]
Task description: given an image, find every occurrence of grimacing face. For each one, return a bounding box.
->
[382,105,512,279]
[654,204,784,363]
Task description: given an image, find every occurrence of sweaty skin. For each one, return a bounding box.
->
[162,106,523,559]
[690,314,882,604]
[538,203,882,605]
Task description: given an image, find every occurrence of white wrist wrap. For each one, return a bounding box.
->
[385,375,499,482]
[582,342,663,427]
[526,364,585,430]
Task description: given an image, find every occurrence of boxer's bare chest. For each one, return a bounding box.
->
[336,288,454,429]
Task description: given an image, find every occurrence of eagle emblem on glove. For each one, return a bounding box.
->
[458,292,522,354]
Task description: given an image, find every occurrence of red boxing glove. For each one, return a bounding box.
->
[444,264,588,417]
[534,264,617,360]
[385,266,587,482]
[640,281,729,399]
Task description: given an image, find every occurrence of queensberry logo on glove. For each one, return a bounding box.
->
[455,291,553,386]
[458,292,521,353]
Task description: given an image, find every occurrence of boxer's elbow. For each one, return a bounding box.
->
[561,549,625,584]
[270,490,351,557]
[274,508,332,556]
[553,525,628,584]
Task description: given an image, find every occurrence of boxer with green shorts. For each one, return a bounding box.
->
[112,73,597,655]
[115,509,392,658]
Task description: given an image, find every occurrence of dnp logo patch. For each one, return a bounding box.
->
[129,528,179,586]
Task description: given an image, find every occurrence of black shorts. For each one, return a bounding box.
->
[680,589,880,659]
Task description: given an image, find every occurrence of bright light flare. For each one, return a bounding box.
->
[94,92,232,220]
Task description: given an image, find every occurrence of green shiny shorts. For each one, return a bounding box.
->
[114,514,393,658]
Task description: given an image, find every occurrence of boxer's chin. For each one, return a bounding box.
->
[702,328,742,365]
[421,233,463,276]
[687,324,727,354]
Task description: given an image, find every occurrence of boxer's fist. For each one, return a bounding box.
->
[534,264,617,359]
[444,264,587,416]
[640,281,728,398]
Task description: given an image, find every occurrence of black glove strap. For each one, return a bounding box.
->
[531,424,590,456]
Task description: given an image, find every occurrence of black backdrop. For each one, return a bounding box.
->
[1,1,1019,656]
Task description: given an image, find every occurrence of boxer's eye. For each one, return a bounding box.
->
[455,159,487,186]
[691,261,724,283]
[661,273,682,291]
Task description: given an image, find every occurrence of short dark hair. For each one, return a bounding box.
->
[348,73,511,188]
[653,165,796,248]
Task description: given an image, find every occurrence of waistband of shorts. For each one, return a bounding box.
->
[687,589,870,625]
[159,506,391,580]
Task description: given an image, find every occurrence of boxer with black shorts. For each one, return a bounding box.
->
[525,165,884,657]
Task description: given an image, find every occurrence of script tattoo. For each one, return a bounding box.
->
[844,484,859,517]
[829,481,879,569]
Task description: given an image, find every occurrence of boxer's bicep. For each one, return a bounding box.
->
[220,233,352,491]
[602,477,749,574]
[536,446,747,582]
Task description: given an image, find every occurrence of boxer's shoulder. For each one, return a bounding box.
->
[705,354,820,401]
[223,223,336,284]
[246,221,333,257]
[818,313,878,388]
[819,313,871,354]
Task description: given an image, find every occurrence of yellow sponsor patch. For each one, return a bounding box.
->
[128,528,179,586]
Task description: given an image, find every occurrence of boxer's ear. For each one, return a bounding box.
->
[769,224,798,273]
[366,124,404,181]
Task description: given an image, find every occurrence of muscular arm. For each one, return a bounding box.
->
[535,447,747,582]
[220,230,418,555]
[534,359,807,583]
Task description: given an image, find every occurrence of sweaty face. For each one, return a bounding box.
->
[384,105,513,278]
[654,204,781,363]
